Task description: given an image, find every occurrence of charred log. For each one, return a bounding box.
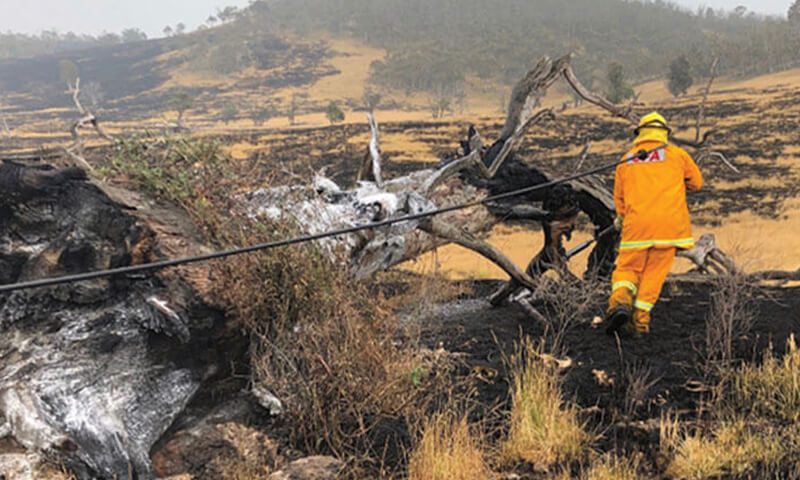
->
[0,160,87,205]
[0,162,245,480]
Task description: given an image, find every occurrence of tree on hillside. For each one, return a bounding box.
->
[363,88,382,113]
[217,6,240,23]
[121,28,147,43]
[429,95,450,119]
[607,62,634,104]
[791,1,800,23]
[163,26,173,37]
[326,101,345,124]
[98,32,121,44]
[169,91,194,125]
[790,1,800,36]
[175,23,187,36]
[58,59,79,89]
[668,55,693,98]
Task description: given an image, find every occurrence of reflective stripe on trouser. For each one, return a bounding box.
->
[610,246,676,325]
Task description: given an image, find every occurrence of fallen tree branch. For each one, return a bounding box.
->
[671,233,800,284]
[419,217,538,290]
[676,233,740,276]
[750,268,800,282]
[242,55,625,319]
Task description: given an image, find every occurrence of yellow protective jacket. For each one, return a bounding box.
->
[615,139,703,251]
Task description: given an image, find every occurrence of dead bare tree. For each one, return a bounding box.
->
[244,55,622,321]
[242,54,794,322]
[63,78,115,171]
[676,234,740,276]
[690,58,740,173]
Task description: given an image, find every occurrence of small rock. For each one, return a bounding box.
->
[592,369,615,387]
[252,385,283,416]
[591,316,604,328]
[269,456,342,480]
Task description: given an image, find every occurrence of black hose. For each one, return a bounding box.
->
[0,144,666,293]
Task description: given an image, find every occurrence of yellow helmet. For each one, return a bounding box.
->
[634,111,672,135]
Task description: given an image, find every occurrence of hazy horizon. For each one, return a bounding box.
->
[0,0,252,38]
[0,0,791,38]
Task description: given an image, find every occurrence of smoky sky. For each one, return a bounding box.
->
[671,0,789,16]
[0,0,252,37]
[0,0,790,38]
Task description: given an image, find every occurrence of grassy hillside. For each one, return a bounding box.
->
[250,0,796,91]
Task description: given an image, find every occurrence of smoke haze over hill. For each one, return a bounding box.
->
[675,0,788,16]
[0,0,790,39]
[0,0,251,37]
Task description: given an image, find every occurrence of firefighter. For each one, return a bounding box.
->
[606,112,703,337]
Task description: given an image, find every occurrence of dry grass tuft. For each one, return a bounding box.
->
[620,360,660,418]
[221,223,453,474]
[665,420,786,479]
[583,454,639,480]
[662,336,800,479]
[703,273,757,375]
[407,412,491,480]
[729,334,800,423]
[501,337,589,467]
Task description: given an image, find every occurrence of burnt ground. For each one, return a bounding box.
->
[193,90,800,224]
[413,279,799,476]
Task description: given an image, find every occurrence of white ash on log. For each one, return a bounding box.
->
[243,56,621,296]
[0,161,247,479]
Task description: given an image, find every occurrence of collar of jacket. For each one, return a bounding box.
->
[634,127,669,146]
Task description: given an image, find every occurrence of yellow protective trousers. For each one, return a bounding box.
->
[609,247,676,332]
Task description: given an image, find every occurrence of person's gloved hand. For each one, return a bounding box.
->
[614,215,624,231]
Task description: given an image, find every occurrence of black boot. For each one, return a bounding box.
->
[605,305,632,336]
